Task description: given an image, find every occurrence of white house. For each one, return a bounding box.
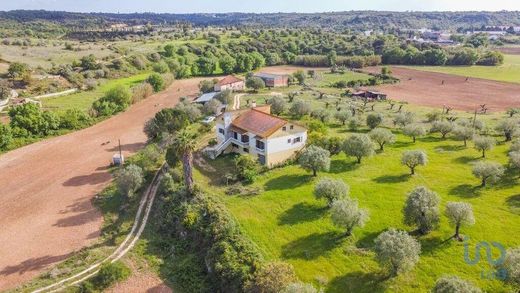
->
[207,105,307,167]
[214,75,245,92]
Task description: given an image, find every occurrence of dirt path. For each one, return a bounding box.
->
[0,78,202,290]
[364,66,520,111]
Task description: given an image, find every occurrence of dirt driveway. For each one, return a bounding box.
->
[0,78,202,290]
[365,67,520,112]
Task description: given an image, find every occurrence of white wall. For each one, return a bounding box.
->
[266,131,307,154]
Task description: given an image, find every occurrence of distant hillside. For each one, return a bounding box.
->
[2,10,520,31]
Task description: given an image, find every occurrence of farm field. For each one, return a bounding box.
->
[196,129,520,292]
[406,54,520,84]
[0,78,201,291]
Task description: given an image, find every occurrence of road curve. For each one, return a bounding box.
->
[0,78,202,290]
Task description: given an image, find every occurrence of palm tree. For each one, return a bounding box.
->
[170,130,196,194]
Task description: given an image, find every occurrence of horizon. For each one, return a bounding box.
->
[2,0,520,14]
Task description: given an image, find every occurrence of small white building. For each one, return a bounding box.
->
[207,105,307,167]
[214,75,245,92]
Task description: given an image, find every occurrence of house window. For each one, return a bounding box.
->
[258,154,266,165]
[294,137,302,143]
[241,135,250,143]
[282,126,287,131]
[243,148,249,153]
[256,140,265,150]
[233,131,238,140]
[287,138,292,144]
[290,125,294,130]
[218,128,225,135]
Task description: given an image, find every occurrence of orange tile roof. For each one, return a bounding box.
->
[217,75,243,86]
[231,109,287,138]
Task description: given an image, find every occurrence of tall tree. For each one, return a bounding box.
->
[169,130,197,194]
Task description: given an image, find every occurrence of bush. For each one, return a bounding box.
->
[249,262,297,293]
[60,108,91,129]
[281,283,318,293]
[131,82,154,103]
[314,177,349,207]
[147,73,165,92]
[268,96,286,116]
[0,123,12,150]
[92,85,131,117]
[116,164,144,197]
[432,276,481,293]
[246,77,266,92]
[8,103,60,136]
[499,248,520,286]
[234,155,261,183]
[8,62,29,78]
[87,262,130,291]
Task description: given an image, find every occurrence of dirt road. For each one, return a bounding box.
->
[365,67,520,111]
[0,78,202,290]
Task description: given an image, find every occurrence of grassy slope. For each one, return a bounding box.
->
[406,54,520,84]
[42,72,151,113]
[197,126,520,292]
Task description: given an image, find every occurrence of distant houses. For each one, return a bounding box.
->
[214,75,245,92]
[253,73,289,87]
[352,90,387,101]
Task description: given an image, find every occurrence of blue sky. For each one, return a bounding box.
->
[2,0,520,13]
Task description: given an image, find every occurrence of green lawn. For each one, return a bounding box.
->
[42,72,151,113]
[196,129,520,292]
[407,54,520,84]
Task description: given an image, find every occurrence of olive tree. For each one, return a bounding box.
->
[298,145,330,176]
[203,98,223,116]
[314,177,349,207]
[431,121,454,139]
[116,164,144,198]
[246,76,265,92]
[393,112,415,128]
[342,134,374,164]
[290,99,311,118]
[366,112,384,129]
[432,276,481,293]
[445,202,475,241]
[268,96,286,116]
[403,124,426,143]
[401,150,428,175]
[453,126,474,147]
[496,119,519,142]
[473,135,495,158]
[331,198,369,237]
[373,229,421,276]
[403,186,440,234]
[509,151,520,173]
[335,110,352,125]
[369,128,396,151]
[499,248,520,286]
[472,161,504,187]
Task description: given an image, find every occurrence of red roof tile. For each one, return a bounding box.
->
[231,109,287,138]
[217,75,243,86]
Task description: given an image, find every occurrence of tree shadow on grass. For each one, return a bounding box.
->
[494,168,519,190]
[278,202,327,225]
[419,235,452,256]
[506,194,520,215]
[372,174,410,184]
[449,184,481,198]
[281,231,343,260]
[393,141,414,148]
[329,159,359,173]
[356,230,385,249]
[264,174,312,191]
[452,155,477,164]
[435,144,465,152]
[328,271,388,293]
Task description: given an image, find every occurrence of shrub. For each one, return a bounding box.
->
[60,108,91,129]
[499,248,520,286]
[147,73,165,92]
[342,134,374,163]
[403,186,440,234]
[9,103,58,136]
[314,177,349,207]
[401,150,427,175]
[281,283,318,293]
[268,96,286,116]
[0,123,12,150]
[116,164,144,198]
[131,82,154,103]
[87,261,130,291]
[374,229,421,276]
[298,145,330,176]
[331,198,369,237]
[8,62,29,78]
[432,276,481,293]
[234,155,261,183]
[92,85,132,116]
[249,262,297,293]
[246,76,266,92]
[203,99,223,116]
[366,113,384,129]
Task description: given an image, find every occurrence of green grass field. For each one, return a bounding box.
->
[196,130,520,292]
[407,54,520,84]
[42,72,151,113]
